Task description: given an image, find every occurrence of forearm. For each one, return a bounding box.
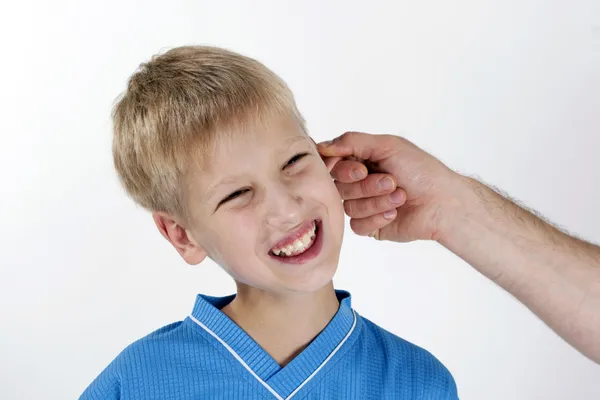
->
[438,175,600,363]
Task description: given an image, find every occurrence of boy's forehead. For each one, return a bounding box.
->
[214,115,308,160]
[187,118,311,196]
[210,129,309,171]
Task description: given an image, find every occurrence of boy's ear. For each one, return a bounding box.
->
[152,212,207,265]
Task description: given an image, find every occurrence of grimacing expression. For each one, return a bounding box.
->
[186,115,345,294]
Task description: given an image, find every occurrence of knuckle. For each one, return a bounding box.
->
[355,199,370,215]
[340,131,359,143]
[377,195,393,211]
[344,199,366,217]
[335,182,348,199]
[349,219,368,236]
[343,200,357,216]
[359,178,371,196]
[346,198,383,219]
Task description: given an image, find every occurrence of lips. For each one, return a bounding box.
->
[268,220,324,264]
[270,220,316,252]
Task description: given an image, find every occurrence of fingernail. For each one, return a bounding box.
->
[383,209,397,220]
[318,140,333,147]
[389,190,404,204]
[351,168,367,180]
[377,177,395,191]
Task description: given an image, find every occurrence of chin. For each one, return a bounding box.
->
[282,260,339,294]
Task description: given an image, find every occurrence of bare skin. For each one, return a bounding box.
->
[153,118,348,368]
[221,282,339,366]
[318,131,600,364]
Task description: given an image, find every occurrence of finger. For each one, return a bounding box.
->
[311,136,340,172]
[322,155,344,173]
[349,208,398,237]
[329,159,368,183]
[335,173,398,200]
[343,189,406,218]
[317,131,400,162]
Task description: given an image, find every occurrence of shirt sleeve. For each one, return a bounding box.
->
[434,356,459,400]
[444,371,459,399]
[78,361,121,400]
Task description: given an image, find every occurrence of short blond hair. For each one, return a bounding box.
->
[112,45,304,217]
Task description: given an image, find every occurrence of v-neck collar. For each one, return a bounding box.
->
[186,290,358,399]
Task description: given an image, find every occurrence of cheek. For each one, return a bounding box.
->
[315,162,341,195]
[313,168,346,225]
[221,216,257,248]
[300,166,343,205]
[202,216,258,263]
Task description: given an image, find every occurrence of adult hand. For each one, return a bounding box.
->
[319,131,600,364]
[318,132,460,242]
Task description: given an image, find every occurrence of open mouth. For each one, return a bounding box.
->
[268,219,323,264]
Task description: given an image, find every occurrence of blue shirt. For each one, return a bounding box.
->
[80,291,458,399]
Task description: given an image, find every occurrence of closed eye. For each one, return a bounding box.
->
[285,152,309,168]
[218,188,250,206]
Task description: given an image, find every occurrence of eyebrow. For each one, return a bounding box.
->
[205,176,239,202]
[205,135,310,201]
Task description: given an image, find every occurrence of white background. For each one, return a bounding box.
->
[1,1,599,399]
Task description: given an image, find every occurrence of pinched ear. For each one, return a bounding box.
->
[152,212,207,265]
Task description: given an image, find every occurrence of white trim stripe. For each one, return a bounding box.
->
[188,310,358,400]
[189,315,284,400]
[285,310,357,399]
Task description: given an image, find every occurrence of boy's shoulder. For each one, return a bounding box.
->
[103,317,214,370]
[355,313,458,398]
[113,320,187,360]
[80,320,204,399]
[358,314,449,362]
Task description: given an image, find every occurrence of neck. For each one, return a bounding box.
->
[221,282,339,366]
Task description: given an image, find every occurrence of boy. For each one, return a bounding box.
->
[81,45,458,399]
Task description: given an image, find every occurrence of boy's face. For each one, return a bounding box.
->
[179,115,345,295]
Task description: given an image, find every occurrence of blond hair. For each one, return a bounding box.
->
[112,45,304,217]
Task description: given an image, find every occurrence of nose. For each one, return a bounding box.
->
[264,183,304,230]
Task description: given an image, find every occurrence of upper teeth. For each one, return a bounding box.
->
[272,224,317,256]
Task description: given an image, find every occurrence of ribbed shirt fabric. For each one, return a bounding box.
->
[80,290,457,399]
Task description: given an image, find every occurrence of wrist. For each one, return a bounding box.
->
[433,173,481,245]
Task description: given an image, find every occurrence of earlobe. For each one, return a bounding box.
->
[181,245,207,265]
[152,212,207,265]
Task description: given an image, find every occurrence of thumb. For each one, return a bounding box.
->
[317,131,397,162]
